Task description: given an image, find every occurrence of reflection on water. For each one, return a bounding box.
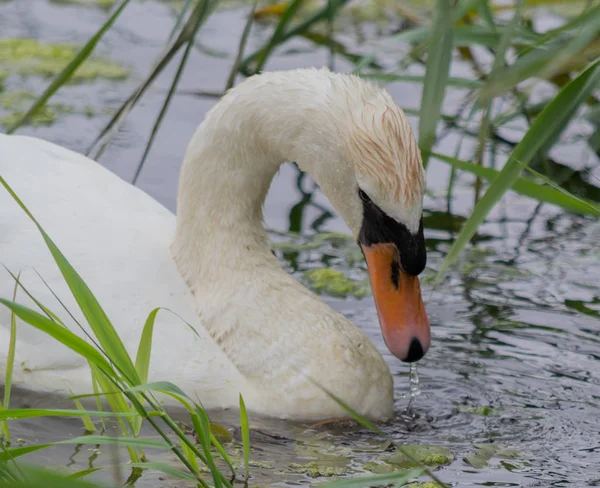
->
[1,0,599,487]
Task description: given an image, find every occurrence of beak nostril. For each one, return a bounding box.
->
[402,337,424,363]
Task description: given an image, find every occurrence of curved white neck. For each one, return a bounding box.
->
[171,70,360,292]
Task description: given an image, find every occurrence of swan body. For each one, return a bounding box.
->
[0,68,428,420]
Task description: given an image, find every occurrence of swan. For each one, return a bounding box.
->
[0,68,429,421]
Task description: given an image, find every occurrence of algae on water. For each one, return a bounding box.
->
[304,268,370,298]
[386,445,454,468]
[0,91,77,128]
[284,462,347,477]
[0,39,127,82]
[0,39,126,127]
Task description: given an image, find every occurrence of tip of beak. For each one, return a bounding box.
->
[402,337,425,363]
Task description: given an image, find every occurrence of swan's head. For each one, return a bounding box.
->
[309,73,430,362]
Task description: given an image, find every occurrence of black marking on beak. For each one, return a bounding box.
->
[391,260,400,290]
[357,188,426,276]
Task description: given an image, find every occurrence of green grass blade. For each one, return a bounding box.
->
[57,435,169,449]
[90,365,138,439]
[0,409,136,420]
[432,153,600,215]
[239,395,250,479]
[1,276,19,444]
[2,266,65,327]
[193,408,223,488]
[87,0,218,160]
[225,1,257,90]
[209,431,235,476]
[253,0,307,73]
[179,441,201,481]
[132,308,164,435]
[131,0,212,185]
[394,24,540,48]
[0,176,139,385]
[320,469,424,488]
[6,0,132,133]
[307,378,448,487]
[134,308,161,386]
[66,468,103,480]
[513,158,600,216]
[477,0,496,30]
[438,58,600,277]
[129,381,193,410]
[360,72,482,89]
[0,298,115,376]
[238,0,349,75]
[0,445,53,463]
[306,380,383,433]
[72,397,97,432]
[129,462,198,483]
[0,465,106,487]
[418,0,455,167]
[472,0,522,192]
[480,5,600,101]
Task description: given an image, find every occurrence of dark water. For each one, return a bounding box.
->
[1,1,599,487]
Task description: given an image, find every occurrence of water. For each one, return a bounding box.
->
[1,1,599,487]
[406,364,421,416]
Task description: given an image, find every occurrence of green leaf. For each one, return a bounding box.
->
[58,435,169,449]
[194,408,222,488]
[131,0,213,184]
[88,0,218,160]
[239,395,250,479]
[1,275,19,443]
[134,308,161,386]
[6,0,132,133]
[73,396,97,432]
[0,444,52,462]
[225,1,257,90]
[0,298,115,376]
[432,153,600,215]
[0,465,106,487]
[320,469,424,488]
[66,468,103,480]
[129,462,198,482]
[129,381,193,410]
[418,0,455,167]
[0,176,139,385]
[0,408,136,420]
[239,0,350,75]
[394,24,540,48]
[480,4,600,101]
[438,58,600,277]
[253,0,306,73]
[361,72,482,89]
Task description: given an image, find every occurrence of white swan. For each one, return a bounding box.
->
[0,68,429,421]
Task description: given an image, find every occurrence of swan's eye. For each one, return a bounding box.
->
[358,189,371,203]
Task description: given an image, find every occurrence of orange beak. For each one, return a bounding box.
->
[362,243,430,362]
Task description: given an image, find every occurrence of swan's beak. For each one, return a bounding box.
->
[362,242,430,362]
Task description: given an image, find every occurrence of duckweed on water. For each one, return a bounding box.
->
[387,445,454,468]
[305,268,370,298]
[50,0,118,7]
[0,39,127,81]
[0,91,75,127]
[284,462,347,477]
[406,483,444,488]
[465,444,520,469]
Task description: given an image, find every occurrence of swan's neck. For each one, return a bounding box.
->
[172,129,280,287]
[172,70,360,294]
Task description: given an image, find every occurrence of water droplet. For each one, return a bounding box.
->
[406,363,421,415]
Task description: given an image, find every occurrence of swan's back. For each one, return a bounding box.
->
[0,134,243,406]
